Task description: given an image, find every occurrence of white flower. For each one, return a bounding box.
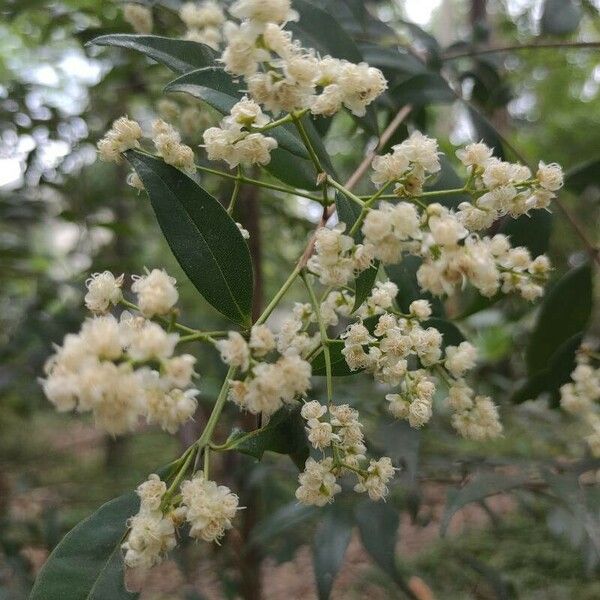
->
[354,456,395,501]
[536,161,563,191]
[215,331,250,371]
[249,325,276,357]
[179,1,225,29]
[85,271,123,314]
[301,400,327,421]
[456,142,493,168]
[230,0,299,25]
[181,472,240,542]
[80,315,123,361]
[127,321,179,362]
[444,342,478,378]
[122,510,177,570]
[136,474,167,512]
[451,396,502,440]
[236,222,250,239]
[132,269,179,317]
[295,457,341,506]
[97,116,142,163]
[409,300,432,320]
[307,420,335,450]
[123,3,153,33]
[164,354,197,388]
[152,120,196,174]
[145,385,199,434]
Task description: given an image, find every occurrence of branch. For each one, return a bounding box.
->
[442,40,600,61]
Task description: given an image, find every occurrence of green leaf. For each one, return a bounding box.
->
[466,106,505,159]
[313,511,352,600]
[335,191,362,236]
[391,73,454,106]
[500,210,552,256]
[352,264,379,313]
[355,501,400,581]
[565,157,600,193]
[289,0,363,64]
[228,405,309,469]
[264,148,319,190]
[310,340,358,377]
[126,150,253,326]
[360,45,427,77]
[423,318,466,348]
[441,473,528,535]
[250,502,316,547]
[30,492,139,600]
[541,0,582,35]
[512,333,583,406]
[526,263,592,375]
[385,257,445,317]
[90,34,216,74]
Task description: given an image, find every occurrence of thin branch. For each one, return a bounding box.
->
[443,40,600,61]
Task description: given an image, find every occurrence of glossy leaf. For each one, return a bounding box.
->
[564,158,600,193]
[126,151,253,326]
[289,0,362,64]
[391,73,454,106]
[91,34,216,74]
[310,340,358,377]
[512,333,583,406]
[500,209,552,256]
[228,405,309,469]
[467,106,505,159]
[352,264,379,313]
[526,263,592,375]
[313,511,353,600]
[541,0,582,35]
[30,492,139,600]
[355,501,400,580]
[441,473,528,535]
[360,45,427,77]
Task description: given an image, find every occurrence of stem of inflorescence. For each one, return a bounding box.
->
[348,181,393,237]
[254,262,303,326]
[227,166,243,215]
[291,111,324,177]
[302,272,333,405]
[327,177,365,208]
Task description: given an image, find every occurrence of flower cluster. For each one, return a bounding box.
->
[456,143,564,231]
[97,116,142,163]
[218,0,387,117]
[123,471,239,570]
[123,3,153,34]
[296,401,395,504]
[307,224,374,287]
[202,97,278,168]
[371,131,441,195]
[179,1,225,48]
[152,119,196,174]
[41,271,197,434]
[220,323,313,415]
[560,347,600,456]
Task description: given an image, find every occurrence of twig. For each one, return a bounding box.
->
[443,40,600,61]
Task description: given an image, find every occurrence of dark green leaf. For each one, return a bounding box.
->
[289,0,363,63]
[355,501,399,580]
[165,67,243,112]
[360,45,427,77]
[313,511,353,600]
[500,209,552,256]
[512,333,583,405]
[251,502,316,547]
[228,405,309,469]
[565,157,600,193]
[90,34,216,74]
[335,191,362,237]
[466,106,505,159]
[264,149,319,190]
[391,73,454,106]
[352,264,379,313]
[126,150,253,326]
[541,0,582,35]
[310,340,358,377]
[376,420,420,483]
[526,263,592,375]
[385,257,445,317]
[441,473,528,535]
[30,492,139,600]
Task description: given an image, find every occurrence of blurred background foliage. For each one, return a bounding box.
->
[1,0,600,598]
